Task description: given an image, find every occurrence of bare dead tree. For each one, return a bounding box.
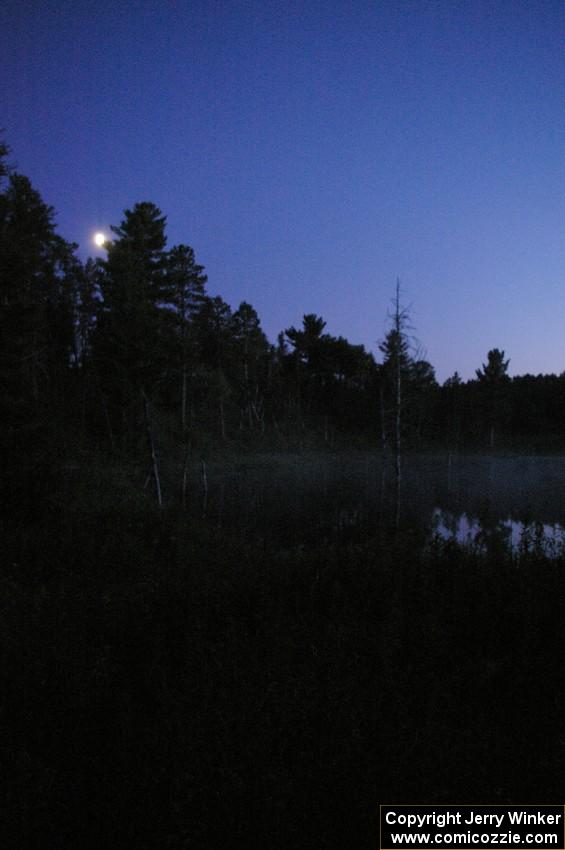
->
[379,279,412,484]
[142,389,163,508]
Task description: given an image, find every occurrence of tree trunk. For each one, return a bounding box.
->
[219,399,226,440]
[181,442,191,509]
[142,389,162,508]
[379,384,387,452]
[393,278,402,482]
[181,365,187,436]
[201,459,208,517]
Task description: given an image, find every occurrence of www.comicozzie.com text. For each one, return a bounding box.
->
[384,811,563,846]
[388,831,558,845]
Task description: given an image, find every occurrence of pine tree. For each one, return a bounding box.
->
[93,202,169,441]
[193,296,234,438]
[0,172,77,422]
[164,244,207,435]
[476,348,510,448]
[231,301,269,430]
[71,257,100,369]
[0,165,78,507]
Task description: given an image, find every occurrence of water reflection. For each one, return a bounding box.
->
[196,453,565,555]
[432,507,565,555]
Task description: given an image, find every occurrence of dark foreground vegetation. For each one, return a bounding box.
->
[1,138,563,847]
[4,479,564,849]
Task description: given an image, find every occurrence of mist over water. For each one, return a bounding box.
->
[193,453,565,553]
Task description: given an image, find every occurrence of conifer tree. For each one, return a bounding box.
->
[194,296,234,437]
[164,244,207,435]
[476,348,510,448]
[0,161,78,506]
[93,202,168,440]
[231,301,269,430]
[0,172,77,422]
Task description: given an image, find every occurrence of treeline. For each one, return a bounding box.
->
[3,139,565,501]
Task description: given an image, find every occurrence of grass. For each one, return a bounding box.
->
[2,459,564,849]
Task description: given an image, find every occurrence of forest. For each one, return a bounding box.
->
[2,142,563,849]
[4,138,565,485]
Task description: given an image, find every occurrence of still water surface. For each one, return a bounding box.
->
[197,453,565,552]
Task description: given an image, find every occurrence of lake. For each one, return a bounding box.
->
[190,452,565,553]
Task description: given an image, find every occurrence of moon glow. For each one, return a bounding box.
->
[94,232,106,247]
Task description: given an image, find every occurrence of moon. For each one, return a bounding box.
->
[94,232,106,247]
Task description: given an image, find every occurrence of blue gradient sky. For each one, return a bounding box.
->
[3,0,565,381]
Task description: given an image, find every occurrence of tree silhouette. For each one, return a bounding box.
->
[476,348,510,384]
[194,296,234,437]
[231,301,270,431]
[164,244,207,435]
[379,281,411,477]
[476,348,510,448]
[93,202,169,441]
[0,167,79,509]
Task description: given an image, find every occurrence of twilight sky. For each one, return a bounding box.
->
[3,0,565,381]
